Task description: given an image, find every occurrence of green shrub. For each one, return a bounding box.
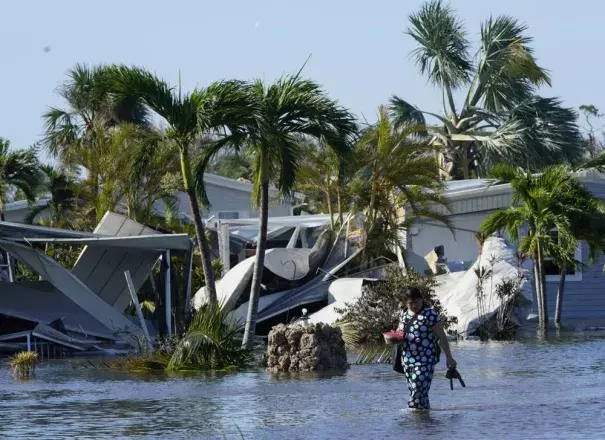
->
[335,266,457,343]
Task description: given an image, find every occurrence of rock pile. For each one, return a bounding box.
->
[266,323,349,372]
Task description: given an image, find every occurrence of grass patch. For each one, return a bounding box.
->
[11,351,38,379]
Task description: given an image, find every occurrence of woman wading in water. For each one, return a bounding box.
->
[397,287,456,410]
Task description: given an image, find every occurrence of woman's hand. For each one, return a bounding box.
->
[446,356,457,369]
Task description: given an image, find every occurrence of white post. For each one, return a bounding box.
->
[165,250,172,336]
[287,227,301,249]
[124,270,154,350]
[218,222,231,272]
[7,255,14,282]
[26,333,31,351]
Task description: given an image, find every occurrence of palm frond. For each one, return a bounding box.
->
[406,0,472,89]
[469,15,550,112]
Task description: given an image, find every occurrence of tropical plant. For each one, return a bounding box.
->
[0,138,39,218]
[24,165,79,227]
[296,139,352,229]
[480,165,605,331]
[167,302,253,371]
[197,74,358,348]
[392,0,584,180]
[103,65,255,305]
[0,138,39,281]
[42,64,150,216]
[348,107,452,265]
[334,266,457,344]
[205,150,254,181]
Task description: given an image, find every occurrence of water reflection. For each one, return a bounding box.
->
[1,334,605,438]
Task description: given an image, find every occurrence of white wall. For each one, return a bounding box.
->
[157,184,293,222]
[410,211,491,263]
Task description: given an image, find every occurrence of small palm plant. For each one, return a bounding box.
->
[167,302,253,372]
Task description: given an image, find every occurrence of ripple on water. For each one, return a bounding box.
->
[2,334,605,439]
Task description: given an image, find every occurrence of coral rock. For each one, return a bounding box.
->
[266,323,349,373]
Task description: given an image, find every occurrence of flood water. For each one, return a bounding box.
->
[2,333,605,439]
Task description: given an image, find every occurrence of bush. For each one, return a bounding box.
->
[335,266,457,343]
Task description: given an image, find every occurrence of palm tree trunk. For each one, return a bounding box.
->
[336,184,344,227]
[461,144,470,180]
[555,266,566,329]
[325,187,334,230]
[532,252,543,331]
[242,180,269,348]
[179,150,217,305]
[536,242,548,332]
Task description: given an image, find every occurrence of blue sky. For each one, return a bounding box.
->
[1,0,602,160]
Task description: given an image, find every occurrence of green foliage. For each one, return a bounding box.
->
[348,107,452,261]
[331,321,361,351]
[109,303,253,373]
[167,302,253,371]
[0,138,40,212]
[334,267,457,343]
[394,0,584,179]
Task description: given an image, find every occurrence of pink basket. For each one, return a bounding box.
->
[382,330,404,344]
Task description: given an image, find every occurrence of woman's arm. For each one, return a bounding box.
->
[433,322,457,368]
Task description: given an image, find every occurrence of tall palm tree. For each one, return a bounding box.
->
[103,65,255,305]
[199,75,358,348]
[480,165,605,332]
[0,138,40,280]
[392,0,584,180]
[349,106,452,266]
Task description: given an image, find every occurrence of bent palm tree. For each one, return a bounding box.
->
[199,75,358,348]
[103,66,254,305]
[393,0,584,179]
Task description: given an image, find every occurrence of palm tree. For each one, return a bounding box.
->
[24,165,79,227]
[103,65,255,305]
[547,174,605,327]
[480,165,605,332]
[0,138,40,281]
[296,139,351,229]
[0,138,39,219]
[199,75,358,348]
[42,64,150,219]
[392,0,584,180]
[349,106,452,266]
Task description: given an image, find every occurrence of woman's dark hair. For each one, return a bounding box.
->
[402,286,423,302]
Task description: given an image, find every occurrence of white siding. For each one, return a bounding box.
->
[410,212,488,262]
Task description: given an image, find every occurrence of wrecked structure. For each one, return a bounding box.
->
[0,212,193,357]
[305,236,534,338]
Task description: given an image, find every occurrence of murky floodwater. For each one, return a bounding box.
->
[2,333,605,439]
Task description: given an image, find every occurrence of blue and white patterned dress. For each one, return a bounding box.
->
[397,306,441,409]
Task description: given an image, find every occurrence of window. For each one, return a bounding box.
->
[218,212,239,220]
[543,229,582,282]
